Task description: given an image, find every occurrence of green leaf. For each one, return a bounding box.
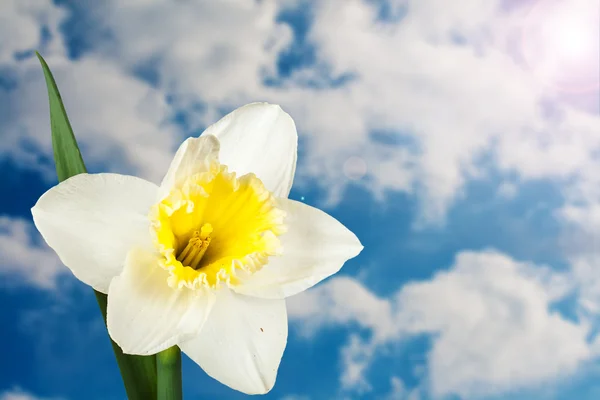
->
[36,51,158,400]
[157,346,183,400]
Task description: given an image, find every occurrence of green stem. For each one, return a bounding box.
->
[157,346,183,400]
[95,291,158,400]
[36,51,159,400]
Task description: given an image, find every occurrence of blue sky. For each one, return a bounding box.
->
[1,0,599,399]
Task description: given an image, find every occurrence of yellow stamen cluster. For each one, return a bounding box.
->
[176,223,213,270]
[150,162,286,290]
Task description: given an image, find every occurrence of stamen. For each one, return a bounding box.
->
[177,223,213,269]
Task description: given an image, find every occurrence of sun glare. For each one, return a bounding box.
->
[552,19,593,61]
[522,0,600,92]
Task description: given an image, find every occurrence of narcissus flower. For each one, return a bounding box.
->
[31,103,362,394]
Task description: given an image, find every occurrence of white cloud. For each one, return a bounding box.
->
[287,275,394,392]
[2,3,600,398]
[0,216,63,289]
[570,255,600,315]
[287,275,396,340]
[294,0,600,221]
[339,334,375,392]
[2,0,599,225]
[397,251,589,398]
[288,250,591,398]
[497,181,518,199]
[0,1,181,185]
[1,53,180,184]
[0,0,67,64]
[383,376,421,400]
[558,202,600,321]
[0,387,59,400]
[279,395,310,400]
[385,376,408,400]
[98,0,292,106]
[560,203,600,238]
[2,0,599,388]
[71,0,600,225]
[1,0,294,185]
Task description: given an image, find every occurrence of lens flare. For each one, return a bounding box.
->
[343,156,367,180]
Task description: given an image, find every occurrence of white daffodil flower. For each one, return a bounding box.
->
[31,103,363,394]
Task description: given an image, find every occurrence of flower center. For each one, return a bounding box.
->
[176,223,213,269]
[149,162,286,290]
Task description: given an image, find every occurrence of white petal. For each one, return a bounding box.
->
[180,288,287,394]
[159,134,220,198]
[31,173,157,293]
[233,199,363,299]
[107,248,215,356]
[202,103,297,198]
